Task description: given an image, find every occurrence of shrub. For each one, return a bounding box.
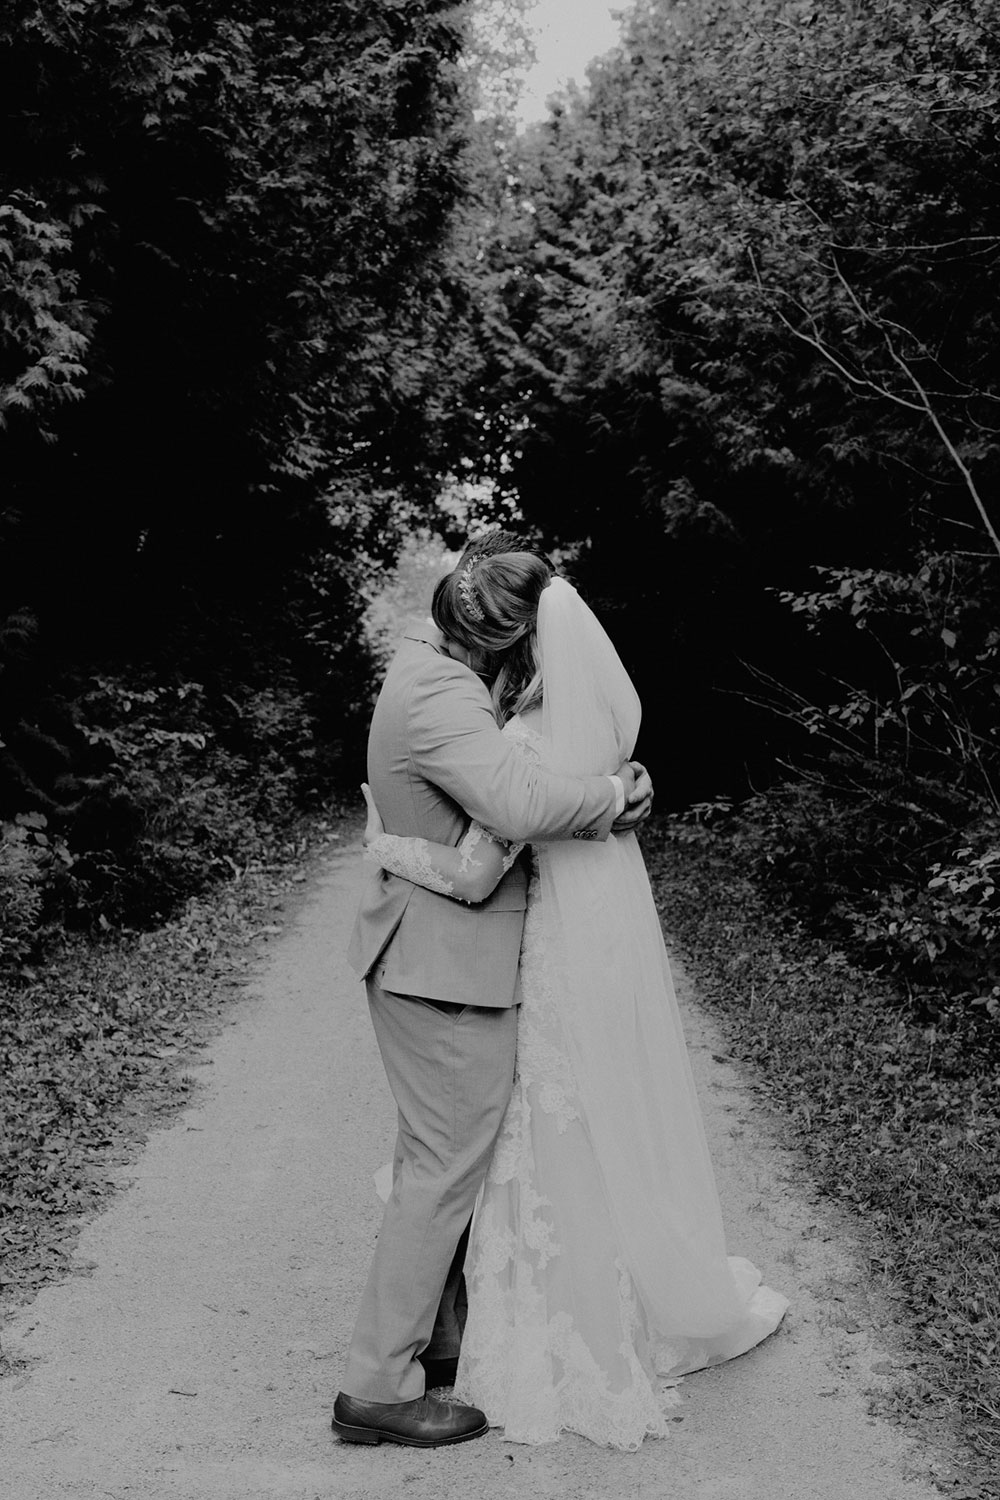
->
[0,821,45,964]
[61,674,317,927]
[683,779,1000,1034]
[0,814,72,966]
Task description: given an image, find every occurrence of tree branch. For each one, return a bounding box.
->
[747,247,1000,561]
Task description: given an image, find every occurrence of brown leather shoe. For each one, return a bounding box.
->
[332,1391,488,1447]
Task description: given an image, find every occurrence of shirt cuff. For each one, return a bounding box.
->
[608,774,626,817]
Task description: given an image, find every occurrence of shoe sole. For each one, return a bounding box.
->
[332,1417,489,1448]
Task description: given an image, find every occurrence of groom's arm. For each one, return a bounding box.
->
[407,658,624,844]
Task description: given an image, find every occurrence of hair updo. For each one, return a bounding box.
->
[432,551,552,722]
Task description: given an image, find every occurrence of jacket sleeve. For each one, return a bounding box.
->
[407,657,619,844]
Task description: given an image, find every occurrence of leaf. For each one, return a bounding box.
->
[14,812,47,830]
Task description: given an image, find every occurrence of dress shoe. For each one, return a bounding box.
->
[332,1391,488,1447]
[417,1353,459,1388]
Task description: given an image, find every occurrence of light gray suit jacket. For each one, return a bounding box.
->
[347,622,620,1008]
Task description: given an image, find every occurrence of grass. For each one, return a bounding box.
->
[644,817,1000,1500]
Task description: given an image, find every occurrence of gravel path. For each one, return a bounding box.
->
[1,838,939,1499]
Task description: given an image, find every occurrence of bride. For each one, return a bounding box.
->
[362,549,787,1449]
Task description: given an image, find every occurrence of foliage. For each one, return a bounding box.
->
[462,0,537,119]
[0,198,94,439]
[711,779,999,1028]
[442,0,1000,1026]
[0,0,468,488]
[363,531,456,672]
[0,817,55,965]
[0,0,474,955]
[447,0,1000,779]
[647,824,1000,1492]
[727,547,1000,1022]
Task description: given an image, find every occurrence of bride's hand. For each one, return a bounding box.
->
[612,762,654,833]
[361,783,385,846]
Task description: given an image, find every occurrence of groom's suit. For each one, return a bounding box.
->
[342,621,621,1404]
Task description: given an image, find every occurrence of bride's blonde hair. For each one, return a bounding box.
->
[432,552,552,722]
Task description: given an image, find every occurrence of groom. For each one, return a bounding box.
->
[334,536,652,1448]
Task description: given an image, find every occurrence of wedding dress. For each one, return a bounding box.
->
[368,579,787,1448]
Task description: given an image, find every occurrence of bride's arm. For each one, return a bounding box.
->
[362,784,523,904]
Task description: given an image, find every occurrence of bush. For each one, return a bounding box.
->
[691,546,996,1032]
[846,820,1000,1019]
[0,655,348,963]
[679,782,1000,1038]
[0,818,48,965]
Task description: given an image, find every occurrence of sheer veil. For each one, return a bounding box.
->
[535,578,784,1350]
[538,576,640,780]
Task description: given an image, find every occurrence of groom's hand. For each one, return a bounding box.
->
[612,761,653,833]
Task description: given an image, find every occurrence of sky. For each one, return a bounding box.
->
[516,0,626,123]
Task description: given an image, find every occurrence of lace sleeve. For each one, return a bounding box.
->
[458,823,525,879]
[366,826,523,904]
[365,835,456,897]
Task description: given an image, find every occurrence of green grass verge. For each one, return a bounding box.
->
[645,821,1000,1499]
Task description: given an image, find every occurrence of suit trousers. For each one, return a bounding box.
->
[341,974,518,1404]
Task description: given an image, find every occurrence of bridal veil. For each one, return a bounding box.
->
[535,577,787,1359]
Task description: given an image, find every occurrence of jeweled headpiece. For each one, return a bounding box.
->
[458,554,486,622]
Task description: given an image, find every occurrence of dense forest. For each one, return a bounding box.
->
[451,0,1000,1039]
[1,0,469,949]
[2,0,998,1034]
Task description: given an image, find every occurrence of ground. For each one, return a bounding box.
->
[0,836,941,1498]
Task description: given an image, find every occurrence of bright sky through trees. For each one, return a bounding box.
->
[517,0,624,122]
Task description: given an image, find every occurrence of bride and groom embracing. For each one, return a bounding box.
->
[333,533,787,1451]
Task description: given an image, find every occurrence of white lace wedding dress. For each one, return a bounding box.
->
[450,716,787,1449]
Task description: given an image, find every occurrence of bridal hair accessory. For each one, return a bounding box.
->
[458,554,486,622]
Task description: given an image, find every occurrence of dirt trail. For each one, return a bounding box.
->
[1,838,938,1499]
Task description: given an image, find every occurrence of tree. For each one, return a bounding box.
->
[445,0,1000,794]
[0,0,473,934]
